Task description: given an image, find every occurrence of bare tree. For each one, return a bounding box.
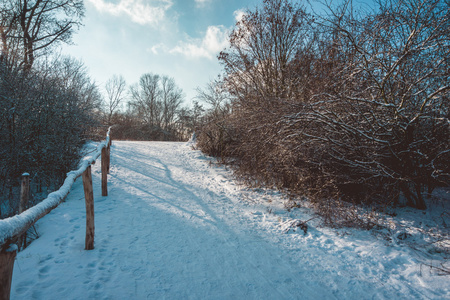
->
[112,73,186,141]
[175,102,205,140]
[205,0,315,177]
[160,75,183,131]
[129,73,161,126]
[0,55,100,218]
[0,3,21,68]
[281,0,450,209]
[219,0,312,103]
[129,73,184,131]
[195,79,230,118]
[105,74,126,124]
[197,0,449,217]
[1,0,84,70]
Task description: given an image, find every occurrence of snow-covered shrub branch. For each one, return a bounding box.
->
[0,56,102,219]
[196,0,449,222]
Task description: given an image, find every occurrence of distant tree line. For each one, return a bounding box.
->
[102,73,203,142]
[196,0,449,223]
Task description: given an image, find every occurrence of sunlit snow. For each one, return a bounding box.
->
[10,141,449,299]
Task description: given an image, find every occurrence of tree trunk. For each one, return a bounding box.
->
[414,183,427,210]
[400,181,427,210]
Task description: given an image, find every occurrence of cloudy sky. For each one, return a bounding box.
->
[61,0,261,106]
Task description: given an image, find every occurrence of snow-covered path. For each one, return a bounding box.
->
[11,142,448,299]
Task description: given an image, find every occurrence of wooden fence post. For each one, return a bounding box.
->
[0,244,17,300]
[101,147,108,196]
[82,166,95,250]
[107,136,111,174]
[19,173,30,214]
[106,144,110,174]
[18,173,30,249]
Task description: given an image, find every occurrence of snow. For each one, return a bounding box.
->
[0,137,109,247]
[10,141,449,299]
[6,243,18,253]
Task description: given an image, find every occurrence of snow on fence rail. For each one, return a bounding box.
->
[0,127,112,300]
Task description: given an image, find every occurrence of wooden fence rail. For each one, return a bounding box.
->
[0,127,112,300]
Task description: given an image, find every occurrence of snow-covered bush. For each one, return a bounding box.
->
[0,57,101,218]
[196,0,449,224]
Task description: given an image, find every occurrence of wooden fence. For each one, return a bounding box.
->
[0,128,112,300]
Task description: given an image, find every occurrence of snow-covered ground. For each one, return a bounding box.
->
[11,141,449,299]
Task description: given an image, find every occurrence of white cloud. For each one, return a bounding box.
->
[170,25,229,59]
[87,0,173,26]
[148,43,167,55]
[233,9,246,23]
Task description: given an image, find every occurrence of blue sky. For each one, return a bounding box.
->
[61,0,261,106]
